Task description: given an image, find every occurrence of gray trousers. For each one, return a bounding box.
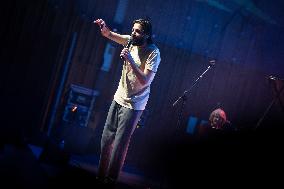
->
[98,100,143,180]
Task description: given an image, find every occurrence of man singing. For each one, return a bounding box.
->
[93,18,161,186]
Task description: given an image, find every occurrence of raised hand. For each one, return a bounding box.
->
[94,18,111,37]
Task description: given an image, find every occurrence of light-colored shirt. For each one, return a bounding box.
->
[114,43,161,110]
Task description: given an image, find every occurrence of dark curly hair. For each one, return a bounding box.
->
[133,18,153,44]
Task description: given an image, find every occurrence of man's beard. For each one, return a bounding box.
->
[131,36,145,46]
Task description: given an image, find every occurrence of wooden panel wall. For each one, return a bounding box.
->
[1,0,284,177]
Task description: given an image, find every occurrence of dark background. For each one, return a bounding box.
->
[1,0,283,187]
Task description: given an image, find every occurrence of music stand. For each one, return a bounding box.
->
[255,76,284,129]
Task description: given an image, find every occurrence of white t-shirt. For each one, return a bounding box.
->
[114,43,161,110]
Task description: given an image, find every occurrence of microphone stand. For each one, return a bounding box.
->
[172,61,215,129]
[255,76,284,129]
[160,61,214,188]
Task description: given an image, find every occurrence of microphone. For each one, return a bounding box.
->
[268,75,279,80]
[268,75,284,81]
[99,23,104,29]
[125,37,133,48]
[209,60,216,66]
[120,37,132,60]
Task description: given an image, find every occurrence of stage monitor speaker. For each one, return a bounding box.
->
[39,140,70,166]
[57,124,95,155]
[28,132,70,166]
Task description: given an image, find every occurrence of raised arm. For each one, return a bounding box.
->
[94,18,129,46]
